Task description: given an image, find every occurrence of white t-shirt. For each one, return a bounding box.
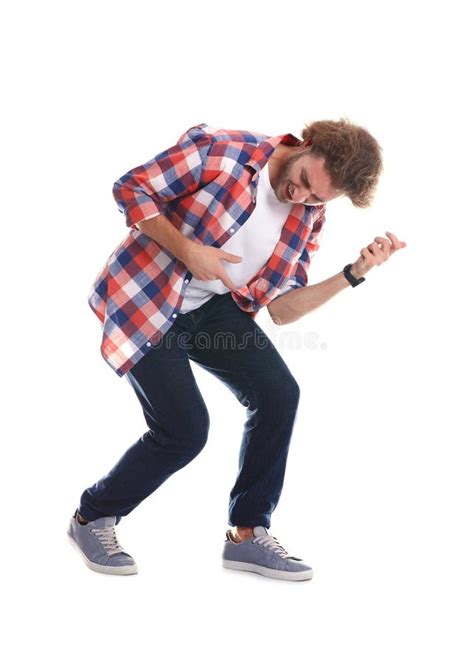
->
[179,162,292,314]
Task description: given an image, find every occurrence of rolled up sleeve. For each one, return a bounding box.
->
[274,205,326,298]
[112,125,213,230]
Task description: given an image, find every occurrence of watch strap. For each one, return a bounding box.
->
[343,263,366,287]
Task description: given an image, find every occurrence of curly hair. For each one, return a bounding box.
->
[300,117,383,208]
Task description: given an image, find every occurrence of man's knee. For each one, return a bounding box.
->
[249,371,300,412]
[278,373,300,409]
[147,407,210,457]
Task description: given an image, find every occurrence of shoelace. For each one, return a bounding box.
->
[91,525,125,556]
[253,534,300,560]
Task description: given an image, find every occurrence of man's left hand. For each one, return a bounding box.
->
[350,231,407,279]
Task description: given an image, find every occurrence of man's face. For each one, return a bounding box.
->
[273,149,343,206]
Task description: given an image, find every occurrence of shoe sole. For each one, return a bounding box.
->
[222,559,313,581]
[67,534,138,575]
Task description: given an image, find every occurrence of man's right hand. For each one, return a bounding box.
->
[182,241,243,291]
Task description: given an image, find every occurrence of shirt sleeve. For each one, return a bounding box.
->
[275,205,326,297]
[112,125,213,230]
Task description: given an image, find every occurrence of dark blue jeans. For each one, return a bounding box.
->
[79,292,301,528]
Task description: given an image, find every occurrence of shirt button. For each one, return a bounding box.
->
[229,228,235,233]
[172,313,177,318]
[146,341,152,347]
[184,279,189,284]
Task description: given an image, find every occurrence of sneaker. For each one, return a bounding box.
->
[67,509,138,575]
[222,526,313,581]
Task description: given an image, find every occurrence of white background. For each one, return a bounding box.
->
[2,1,473,662]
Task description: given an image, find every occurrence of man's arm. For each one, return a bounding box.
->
[137,214,195,263]
[137,214,243,291]
[115,125,244,290]
[268,231,407,325]
[267,270,353,324]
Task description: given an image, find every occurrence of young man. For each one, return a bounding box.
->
[67,120,406,581]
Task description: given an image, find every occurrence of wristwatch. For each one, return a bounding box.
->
[343,263,366,287]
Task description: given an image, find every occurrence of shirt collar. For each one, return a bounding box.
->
[245,132,302,174]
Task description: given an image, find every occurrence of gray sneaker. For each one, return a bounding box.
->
[67,509,138,575]
[222,526,313,581]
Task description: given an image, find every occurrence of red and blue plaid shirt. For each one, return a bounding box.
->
[88,123,326,377]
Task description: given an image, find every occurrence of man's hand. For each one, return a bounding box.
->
[182,242,243,291]
[350,231,407,279]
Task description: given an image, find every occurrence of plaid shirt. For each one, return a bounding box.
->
[88,123,326,377]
